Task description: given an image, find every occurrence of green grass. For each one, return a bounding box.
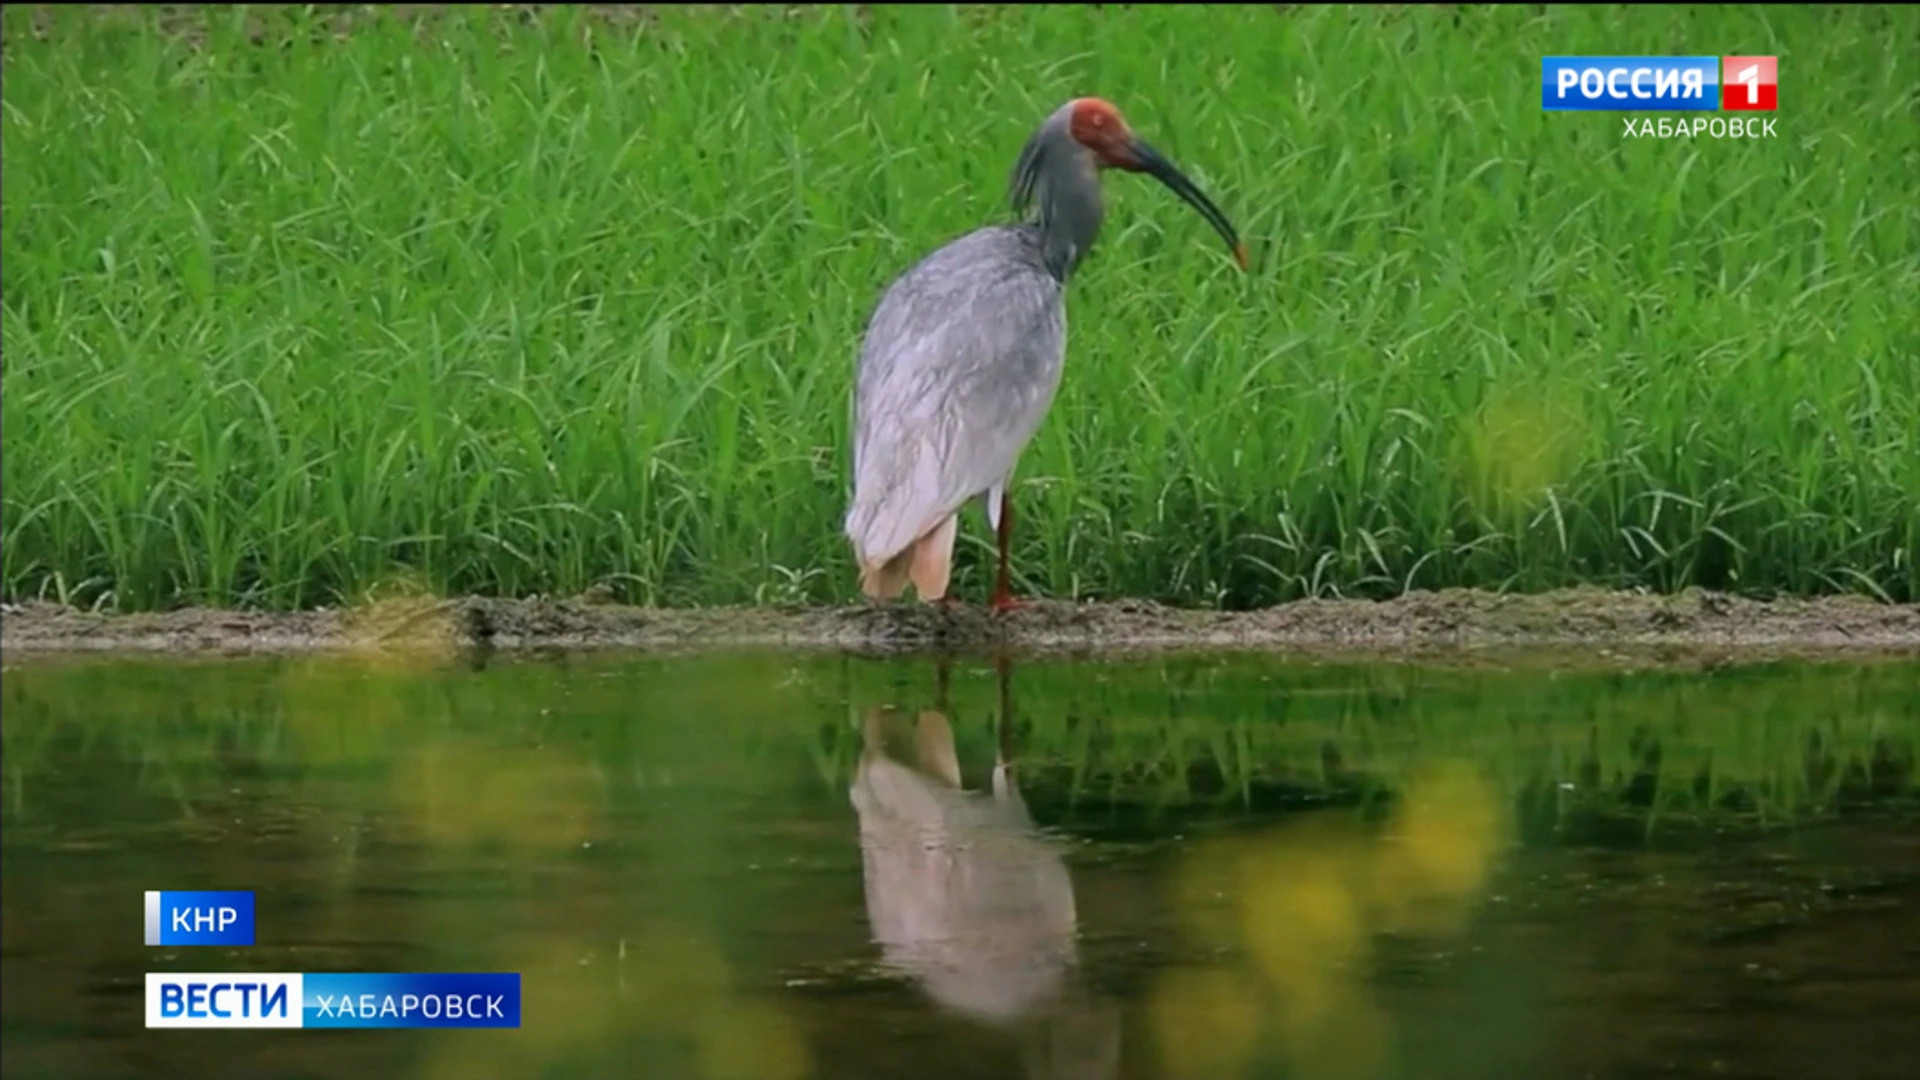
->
[3,4,1917,611]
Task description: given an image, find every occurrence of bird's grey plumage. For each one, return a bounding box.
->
[845,104,1096,577]
[846,226,1066,568]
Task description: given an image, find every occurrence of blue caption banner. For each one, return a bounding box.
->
[145,891,256,947]
[145,973,522,1028]
[304,973,522,1029]
[1542,56,1721,111]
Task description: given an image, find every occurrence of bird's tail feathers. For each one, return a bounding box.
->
[853,513,956,603]
[906,514,957,602]
[859,548,915,601]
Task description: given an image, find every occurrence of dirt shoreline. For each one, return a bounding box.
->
[3,588,1918,667]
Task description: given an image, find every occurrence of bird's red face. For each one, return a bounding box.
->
[1067,98,1142,170]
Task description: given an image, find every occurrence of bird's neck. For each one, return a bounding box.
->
[1033,162,1104,283]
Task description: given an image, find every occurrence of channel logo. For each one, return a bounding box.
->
[145,973,522,1029]
[1542,55,1778,111]
[144,891,255,947]
[145,974,301,1028]
[1720,55,1778,111]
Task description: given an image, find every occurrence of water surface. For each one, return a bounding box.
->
[3,651,1916,1080]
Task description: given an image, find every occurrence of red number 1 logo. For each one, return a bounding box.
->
[1721,56,1778,111]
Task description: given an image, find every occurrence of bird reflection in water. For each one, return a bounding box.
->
[850,657,1120,1080]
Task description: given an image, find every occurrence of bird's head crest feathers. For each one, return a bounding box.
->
[1008,121,1050,217]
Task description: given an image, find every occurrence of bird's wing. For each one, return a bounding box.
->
[847,243,1065,566]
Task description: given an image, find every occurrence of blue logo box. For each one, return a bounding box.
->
[1542,56,1721,111]
[145,891,256,947]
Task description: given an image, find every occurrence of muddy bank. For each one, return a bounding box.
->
[3,588,1917,665]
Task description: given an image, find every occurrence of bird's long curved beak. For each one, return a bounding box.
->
[1124,138,1249,271]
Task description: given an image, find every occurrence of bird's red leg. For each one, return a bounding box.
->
[990,490,1025,614]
